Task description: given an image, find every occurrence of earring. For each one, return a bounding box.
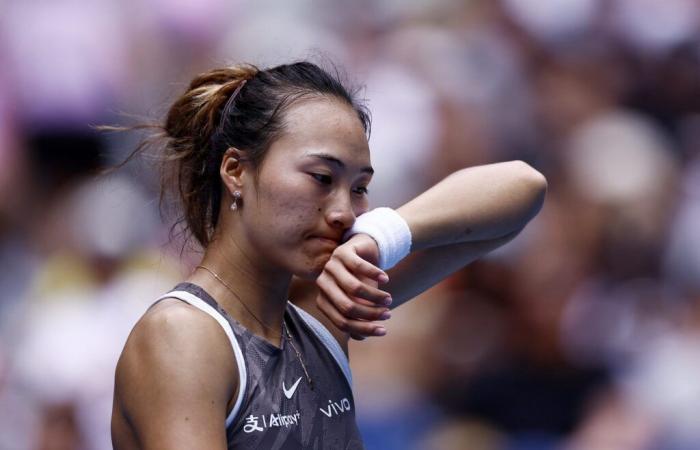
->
[230,191,241,211]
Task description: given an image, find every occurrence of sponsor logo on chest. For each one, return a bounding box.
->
[319,398,352,418]
[241,379,352,433]
[243,411,302,433]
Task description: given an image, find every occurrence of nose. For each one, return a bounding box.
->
[325,192,356,230]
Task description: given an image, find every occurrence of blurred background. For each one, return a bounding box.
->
[0,0,699,449]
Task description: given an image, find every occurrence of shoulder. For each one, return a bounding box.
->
[114,299,237,446]
[123,298,236,365]
[117,298,238,392]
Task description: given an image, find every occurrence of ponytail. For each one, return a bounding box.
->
[162,65,258,247]
[106,60,369,251]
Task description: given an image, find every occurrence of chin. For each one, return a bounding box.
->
[292,266,323,281]
[294,269,322,281]
[293,255,331,280]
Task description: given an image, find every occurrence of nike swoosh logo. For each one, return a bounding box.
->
[283,377,302,399]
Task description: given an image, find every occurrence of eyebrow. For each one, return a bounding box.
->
[307,152,374,175]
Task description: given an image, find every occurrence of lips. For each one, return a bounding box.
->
[309,234,342,246]
[313,236,341,245]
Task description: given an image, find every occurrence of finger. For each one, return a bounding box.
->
[317,293,387,338]
[353,297,380,307]
[334,249,389,284]
[324,259,392,306]
[316,272,391,321]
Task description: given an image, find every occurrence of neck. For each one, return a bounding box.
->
[186,233,292,344]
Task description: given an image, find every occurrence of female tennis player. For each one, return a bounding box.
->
[111,61,546,449]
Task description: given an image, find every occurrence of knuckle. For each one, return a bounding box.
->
[339,301,355,316]
[327,259,342,274]
[349,281,364,296]
[352,258,364,271]
[336,318,349,332]
[322,261,335,274]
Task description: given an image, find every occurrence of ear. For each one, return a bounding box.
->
[220,147,249,196]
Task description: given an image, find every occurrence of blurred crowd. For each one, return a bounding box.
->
[0,0,699,449]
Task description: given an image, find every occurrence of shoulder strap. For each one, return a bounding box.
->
[288,303,352,388]
[155,290,247,429]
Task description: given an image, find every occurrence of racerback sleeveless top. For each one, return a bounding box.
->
[153,282,365,450]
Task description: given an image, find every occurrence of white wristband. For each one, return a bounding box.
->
[344,207,412,270]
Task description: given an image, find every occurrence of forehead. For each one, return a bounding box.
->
[267,97,370,166]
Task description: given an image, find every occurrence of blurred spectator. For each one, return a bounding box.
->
[0,171,182,449]
[0,1,699,449]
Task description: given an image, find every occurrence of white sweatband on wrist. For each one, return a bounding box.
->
[344,207,412,270]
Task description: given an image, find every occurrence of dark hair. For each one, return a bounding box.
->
[114,61,370,249]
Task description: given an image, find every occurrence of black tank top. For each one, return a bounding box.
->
[154,282,365,450]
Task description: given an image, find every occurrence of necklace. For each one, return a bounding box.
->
[195,265,314,389]
[283,322,314,390]
[195,265,281,339]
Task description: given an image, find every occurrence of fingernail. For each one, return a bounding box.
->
[378,273,389,283]
[379,311,391,320]
[374,327,387,336]
[382,296,393,306]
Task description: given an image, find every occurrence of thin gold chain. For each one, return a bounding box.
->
[195,265,314,388]
[283,323,314,390]
[195,265,281,339]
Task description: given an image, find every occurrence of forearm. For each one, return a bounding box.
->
[397,160,547,251]
[385,228,522,306]
[317,161,546,337]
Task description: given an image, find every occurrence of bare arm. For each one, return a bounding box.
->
[385,160,545,304]
[383,228,523,307]
[112,301,237,449]
[313,160,546,340]
[396,160,545,250]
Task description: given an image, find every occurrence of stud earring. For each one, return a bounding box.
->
[230,191,241,211]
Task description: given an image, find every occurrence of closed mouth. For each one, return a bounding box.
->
[310,236,341,245]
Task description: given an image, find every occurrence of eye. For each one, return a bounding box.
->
[353,186,369,196]
[311,173,332,185]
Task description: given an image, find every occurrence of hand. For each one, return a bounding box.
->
[316,233,392,340]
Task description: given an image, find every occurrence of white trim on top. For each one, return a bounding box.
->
[289,303,353,388]
[155,290,247,429]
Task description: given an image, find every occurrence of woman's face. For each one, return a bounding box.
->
[236,97,372,279]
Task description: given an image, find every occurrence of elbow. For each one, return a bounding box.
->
[511,160,548,218]
[515,160,547,196]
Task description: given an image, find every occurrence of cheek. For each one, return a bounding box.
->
[253,179,333,276]
[254,175,320,241]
